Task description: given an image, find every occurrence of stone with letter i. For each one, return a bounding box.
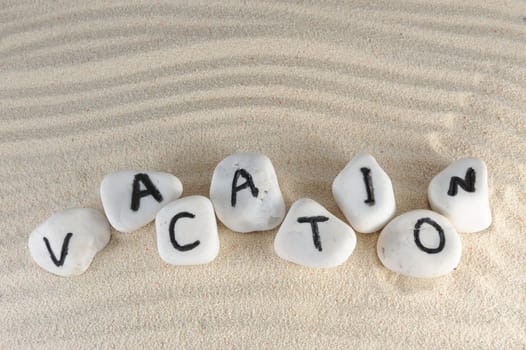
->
[332,153,396,234]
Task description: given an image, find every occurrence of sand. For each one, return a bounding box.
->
[1,1,525,349]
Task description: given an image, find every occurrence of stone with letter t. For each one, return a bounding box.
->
[274,198,357,268]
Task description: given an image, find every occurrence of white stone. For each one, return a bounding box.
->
[209,153,286,233]
[332,153,396,233]
[428,157,491,233]
[155,196,219,265]
[100,170,183,233]
[28,208,110,277]
[274,198,356,268]
[377,210,461,278]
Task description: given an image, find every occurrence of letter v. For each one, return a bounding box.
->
[43,233,73,267]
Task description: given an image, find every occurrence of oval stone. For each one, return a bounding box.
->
[377,210,461,278]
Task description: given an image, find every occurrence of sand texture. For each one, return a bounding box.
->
[1,1,525,349]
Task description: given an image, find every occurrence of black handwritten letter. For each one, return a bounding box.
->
[447,167,476,196]
[169,212,200,252]
[231,169,259,207]
[413,218,445,254]
[131,173,163,211]
[360,167,375,206]
[297,216,329,252]
[43,232,73,267]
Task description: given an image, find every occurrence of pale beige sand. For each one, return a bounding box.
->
[1,1,525,349]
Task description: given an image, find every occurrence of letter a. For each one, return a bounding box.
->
[131,173,164,211]
[231,169,259,207]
